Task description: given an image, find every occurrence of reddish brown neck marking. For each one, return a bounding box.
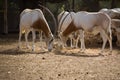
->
[31,18,51,37]
[63,21,78,37]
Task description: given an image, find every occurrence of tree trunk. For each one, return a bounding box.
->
[111,0,117,8]
[82,0,100,11]
[72,0,75,11]
[4,0,8,34]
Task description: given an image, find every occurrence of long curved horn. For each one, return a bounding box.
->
[59,12,71,33]
[38,4,57,35]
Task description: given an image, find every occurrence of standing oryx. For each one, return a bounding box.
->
[18,6,55,51]
[59,11,112,52]
[57,11,83,48]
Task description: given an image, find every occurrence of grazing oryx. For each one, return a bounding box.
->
[57,11,75,47]
[60,11,112,52]
[18,8,54,51]
[58,11,83,48]
[111,19,120,46]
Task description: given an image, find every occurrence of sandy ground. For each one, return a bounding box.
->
[0,34,120,80]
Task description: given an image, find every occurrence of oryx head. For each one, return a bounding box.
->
[45,33,54,52]
[38,4,57,51]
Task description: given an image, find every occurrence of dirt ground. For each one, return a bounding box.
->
[0,34,120,80]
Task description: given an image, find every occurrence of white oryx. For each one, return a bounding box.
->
[60,11,112,52]
[74,11,112,52]
[18,8,54,51]
[20,9,44,42]
[58,11,83,48]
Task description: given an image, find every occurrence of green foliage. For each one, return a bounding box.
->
[8,1,20,10]
[9,2,19,9]
[58,5,65,13]
[116,2,120,7]
[99,1,111,8]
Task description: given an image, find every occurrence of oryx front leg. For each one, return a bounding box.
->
[32,30,36,51]
[59,33,67,48]
[69,35,73,48]
[75,39,79,48]
[62,37,67,48]
[80,30,85,52]
[39,31,43,42]
[18,27,23,49]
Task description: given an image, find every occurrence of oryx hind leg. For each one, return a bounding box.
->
[25,30,30,49]
[100,30,107,53]
[103,28,112,52]
[100,29,112,53]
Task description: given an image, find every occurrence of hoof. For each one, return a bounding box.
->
[116,42,120,46]
[80,48,85,52]
[26,45,30,49]
[98,53,104,56]
[48,49,52,52]
[80,49,85,53]
[108,50,112,55]
[32,49,35,52]
[17,46,21,50]
[98,50,105,56]
[32,48,35,52]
